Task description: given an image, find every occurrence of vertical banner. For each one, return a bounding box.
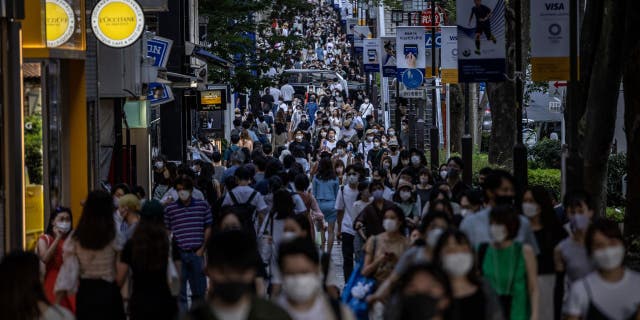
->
[531,0,570,81]
[440,26,458,84]
[425,29,441,77]
[396,26,426,87]
[363,38,381,73]
[353,26,372,54]
[381,37,397,78]
[456,0,506,82]
[346,18,358,42]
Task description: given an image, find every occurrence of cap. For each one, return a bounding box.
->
[366,129,376,135]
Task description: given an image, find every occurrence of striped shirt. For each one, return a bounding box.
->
[164,198,212,251]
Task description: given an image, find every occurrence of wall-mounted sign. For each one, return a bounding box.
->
[91,0,145,48]
[46,0,75,47]
[147,36,173,68]
[199,89,227,111]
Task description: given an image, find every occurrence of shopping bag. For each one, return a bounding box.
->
[341,261,376,320]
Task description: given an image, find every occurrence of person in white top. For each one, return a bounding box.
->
[564,219,640,320]
[335,164,366,281]
[277,238,356,320]
[269,86,282,102]
[281,83,295,104]
[359,98,374,118]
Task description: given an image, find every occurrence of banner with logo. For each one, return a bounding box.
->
[425,29,441,77]
[362,38,381,73]
[456,0,506,82]
[531,0,570,81]
[353,26,371,54]
[396,26,426,82]
[381,37,397,78]
[440,27,458,84]
[91,0,145,48]
[46,0,76,47]
[346,18,358,42]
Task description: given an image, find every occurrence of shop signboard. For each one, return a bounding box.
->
[456,0,506,82]
[440,26,459,84]
[199,88,227,111]
[45,0,75,47]
[531,0,570,81]
[362,38,380,73]
[147,82,174,106]
[91,0,145,48]
[146,36,173,68]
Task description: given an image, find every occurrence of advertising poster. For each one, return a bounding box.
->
[381,37,397,78]
[531,0,570,81]
[440,26,459,83]
[362,38,381,73]
[396,26,426,87]
[456,0,506,82]
[346,18,357,42]
[425,30,441,77]
[353,26,371,54]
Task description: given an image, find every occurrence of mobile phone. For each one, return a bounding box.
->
[403,44,418,57]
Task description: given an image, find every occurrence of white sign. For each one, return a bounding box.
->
[91,0,145,48]
[362,39,381,73]
[440,26,458,83]
[396,26,426,70]
[531,0,570,80]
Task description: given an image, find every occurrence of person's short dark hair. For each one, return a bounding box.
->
[447,156,464,169]
[254,156,267,172]
[397,262,452,299]
[489,205,520,240]
[234,166,252,181]
[283,154,295,169]
[483,169,515,193]
[357,181,370,192]
[233,119,241,127]
[563,189,592,210]
[230,134,240,144]
[585,219,623,256]
[242,120,251,129]
[112,183,130,196]
[206,230,259,271]
[132,185,146,199]
[278,238,320,270]
[421,210,452,230]
[461,189,483,206]
[294,174,310,191]
[479,167,493,177]
[346,163,365,177]
[211,151,222,163]
[369,180,384,192]
[224,175,237,191]
[174,175,194,190]
[262,143,273,155]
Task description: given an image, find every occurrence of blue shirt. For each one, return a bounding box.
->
[459,207,540,254]
[164,198,212,251]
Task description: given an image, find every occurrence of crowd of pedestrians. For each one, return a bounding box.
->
[2,1,640,320]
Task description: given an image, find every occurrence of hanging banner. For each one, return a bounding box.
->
[362,38,381,73]
[346,18,358,42]
[353,26,371,54]
[46,0,76,47]
[531,0,570,81]
[425,29,441,77]
[146,36,173,68]
[91,0,145,48]
[396,26,426,89]
[456,0,506,82]
[381,37,397,78]
[441,26,458,84]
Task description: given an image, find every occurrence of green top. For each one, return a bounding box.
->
[481,242,529,320]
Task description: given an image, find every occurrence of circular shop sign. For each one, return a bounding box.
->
[91,0,145,48]
[46,0,75,47]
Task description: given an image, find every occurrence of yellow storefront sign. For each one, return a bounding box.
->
[46,0,75,47]
[91,0,144,48]
[201,91,222,105]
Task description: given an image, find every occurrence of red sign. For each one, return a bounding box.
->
[553,81,567,88]
[421,9,442,26]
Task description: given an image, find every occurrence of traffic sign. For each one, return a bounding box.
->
[421,9,442,27]
[401,68,424,89]
[553,81,567,88]
[425,33,442,48]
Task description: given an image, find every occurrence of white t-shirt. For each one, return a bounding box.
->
[565,269,640,320]
[281,84,295,102]
[277,294,355,320]
[360,103,373,117]
[335,184,359,236]
[222,186,268,213]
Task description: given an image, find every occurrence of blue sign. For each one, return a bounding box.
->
[147,82,174,106]
[146,36,173,68]
[425,33,442,48]
[401,69,424,89]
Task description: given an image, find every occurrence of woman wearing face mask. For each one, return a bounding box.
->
[391,150,411,183]
[37,207,76,312]
[438,164,449,182]
[409,149,426,171]
[333,160,346,185]
[323,129,338,151]
[415,168,434,212]
[393,181,421,230]
[315,128,328,150]
[479,205,539,320]
[387,263,453,320]
[521,186,568,320]
[564,219,640,320]
[312,158,340,255]
[433,229,505,320]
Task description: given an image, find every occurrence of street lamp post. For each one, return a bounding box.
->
[391,9,403,133]
[513,0,528,190]
[429,0,440,171]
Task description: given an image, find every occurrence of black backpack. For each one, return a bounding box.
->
[225,190,258,233]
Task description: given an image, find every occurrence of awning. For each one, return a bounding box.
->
[192,47,233,68]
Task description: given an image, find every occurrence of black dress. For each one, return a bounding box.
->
[121,241,178,320]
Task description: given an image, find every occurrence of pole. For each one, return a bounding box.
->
[565,0,581,191]
[446,83,450,159]
[395,20,401,133]
[429,0,440,171]
[513,0,528,190]
[462,83,473,186]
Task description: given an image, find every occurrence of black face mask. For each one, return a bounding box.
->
[447,168,460,179]
[494,195,515,206]
[212,281,252,304]
[399,294,439,320]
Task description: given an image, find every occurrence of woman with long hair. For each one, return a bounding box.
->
[36,206,75,312]
[56,190,125,320]
[274,109,288,149]
[312,157,340,254]
[392,181,421,230]
[239,129,254,151]
[116,200,178,320]
[0,251,74,320]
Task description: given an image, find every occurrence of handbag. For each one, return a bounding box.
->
[54,236,79,294]
[258,212,275,264]
[341,237,378,320]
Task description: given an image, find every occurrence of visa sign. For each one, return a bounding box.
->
[545,2,565,10]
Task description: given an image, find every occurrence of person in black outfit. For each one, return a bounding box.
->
[468,0,497,55]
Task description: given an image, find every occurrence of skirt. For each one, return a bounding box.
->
[318,199,337,223]
[76,279,125,320]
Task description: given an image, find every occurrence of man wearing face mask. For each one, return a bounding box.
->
[336,164,365,280]
[358,129,376,163]
[164,176,213,312]
[444,156,470,203]
[184,230,291,320]
[459,170,539,253]
[354,181,397,239]
[276,239,355,320]
[359,97,373,118]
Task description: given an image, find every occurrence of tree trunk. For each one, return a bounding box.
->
[581,0,626,216]
[450,84,464,153]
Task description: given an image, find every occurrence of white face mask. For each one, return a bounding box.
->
[178,190,191,201]
[367,136,374,142]
[442,252,474,277]
[460,208,473,217]
[440,170,448,179]
[113,197,120,208]
[296,135,303,141]
[374,142,380,148]
[592,245,625,271]
[399,190,412,201]
[411,155,421,165]
[490,224,508,243]
[383,219,399,232]
[347,174,359,185]
[522,202,539,218]
[427,228,444,248]
[154,161,164,169]
[282,231,298,242]
[56,221,71,233]
[282,273,321,303]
